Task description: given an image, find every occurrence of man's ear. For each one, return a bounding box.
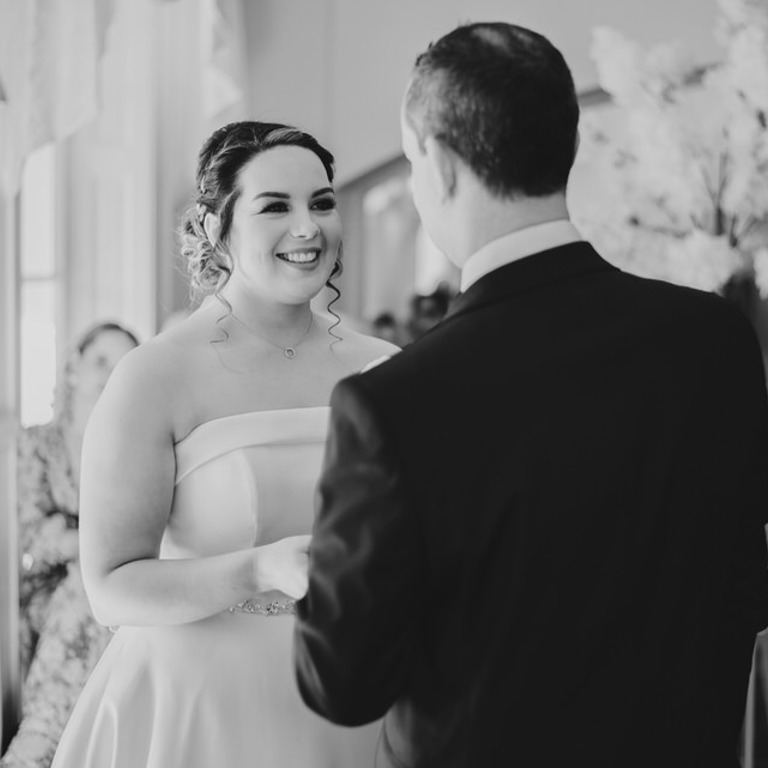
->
[203,212,221,246]
[424,135,457,202]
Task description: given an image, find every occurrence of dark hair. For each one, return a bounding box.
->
[76,321,140,355]
[404,22,579,199]
[180,121,339,304]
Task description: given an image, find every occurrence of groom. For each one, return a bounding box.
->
[294,22,768,768]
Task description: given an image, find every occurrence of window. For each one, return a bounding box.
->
[19,144,60,427]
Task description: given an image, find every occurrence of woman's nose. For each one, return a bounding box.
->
[290,210,320,239]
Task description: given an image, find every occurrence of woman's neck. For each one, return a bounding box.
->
[218,287,313,339]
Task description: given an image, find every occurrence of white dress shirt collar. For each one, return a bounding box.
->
[460,219,582,292]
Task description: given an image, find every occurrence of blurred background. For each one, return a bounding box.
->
[0,0,736,424]
[3,0,768,764]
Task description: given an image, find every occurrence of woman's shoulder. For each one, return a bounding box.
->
[112,309,213,383]
[108,334,187,392]
[323,314,400,370]
[92,312,215,430]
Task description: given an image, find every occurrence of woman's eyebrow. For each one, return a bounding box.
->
[253,191,289,201]
[251,187,334,201]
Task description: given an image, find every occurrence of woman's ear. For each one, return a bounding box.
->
[424,135,457,202]
[203,213,222,247]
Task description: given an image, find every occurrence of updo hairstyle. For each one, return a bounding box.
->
[180,121,338,304]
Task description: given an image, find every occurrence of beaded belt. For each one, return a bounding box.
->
[228,599,297,616]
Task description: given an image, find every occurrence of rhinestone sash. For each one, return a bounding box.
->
[228,599,297,616]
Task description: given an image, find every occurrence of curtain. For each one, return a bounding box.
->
[199,0,246,120]
[0,0,116,199]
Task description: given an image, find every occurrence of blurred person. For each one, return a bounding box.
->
[2,322,139,768]
[51,121,395,768]
[294,22,768,768]
[371,311,405,346]
[405,283,453,342]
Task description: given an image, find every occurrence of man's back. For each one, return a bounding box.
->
[351,243,768,767]
[295,21,768,768]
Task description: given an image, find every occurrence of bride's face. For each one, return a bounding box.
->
[225,146,341,305]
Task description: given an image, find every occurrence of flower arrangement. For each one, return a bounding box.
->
[571,0,768,298]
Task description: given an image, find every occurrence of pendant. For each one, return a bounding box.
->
[284,347,296,359]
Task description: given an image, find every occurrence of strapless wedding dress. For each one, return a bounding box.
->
[52,407,380,767]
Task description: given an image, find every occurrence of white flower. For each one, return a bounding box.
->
[717,0,768,40]
[717,0,751,31]
[577,0,768,295]
[719,0,768,113]
[591,28,647,107]
[722,114,766,218]
[592,28,694,106]
[663,231,747,292]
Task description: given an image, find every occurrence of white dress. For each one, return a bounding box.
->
[52,407,380,767]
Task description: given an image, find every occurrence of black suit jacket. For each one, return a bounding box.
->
[294,242,768,768]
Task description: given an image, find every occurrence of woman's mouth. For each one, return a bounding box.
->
[276,248,321,265]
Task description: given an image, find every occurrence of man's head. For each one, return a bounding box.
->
[401,23,579,259]
[404,22,579,198]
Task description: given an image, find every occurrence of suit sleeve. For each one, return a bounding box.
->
[293,375,423,726]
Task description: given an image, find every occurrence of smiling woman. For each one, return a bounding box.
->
[48,121,398,768]
[208,144,342,316]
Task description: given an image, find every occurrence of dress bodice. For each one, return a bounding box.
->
[162,407,330,559]
[51,403,383,768]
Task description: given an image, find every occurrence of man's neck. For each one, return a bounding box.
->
[452,192,570,268]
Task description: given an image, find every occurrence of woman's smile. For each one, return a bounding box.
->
[275,247,321,266]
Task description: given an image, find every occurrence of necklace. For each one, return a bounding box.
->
[230,312,314,359]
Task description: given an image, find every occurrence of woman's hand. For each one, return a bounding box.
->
[253,535,312,599]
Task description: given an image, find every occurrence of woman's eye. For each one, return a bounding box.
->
[312,197,336,211]
[260,202,289,214]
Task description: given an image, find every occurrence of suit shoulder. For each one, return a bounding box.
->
[607,268,751,329]
[353,329,451,406]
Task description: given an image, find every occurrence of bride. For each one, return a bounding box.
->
[52,121,397,767]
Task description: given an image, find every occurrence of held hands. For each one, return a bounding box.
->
[254,534,311,599]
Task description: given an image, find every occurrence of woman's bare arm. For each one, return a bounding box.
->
[79,342,307,628]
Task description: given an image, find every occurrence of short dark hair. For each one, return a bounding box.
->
[180,121,337,300]
[404,22,579,199]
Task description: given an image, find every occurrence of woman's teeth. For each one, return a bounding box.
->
[277,249,319,264]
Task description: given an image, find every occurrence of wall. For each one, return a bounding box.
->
[243,0,722,185]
